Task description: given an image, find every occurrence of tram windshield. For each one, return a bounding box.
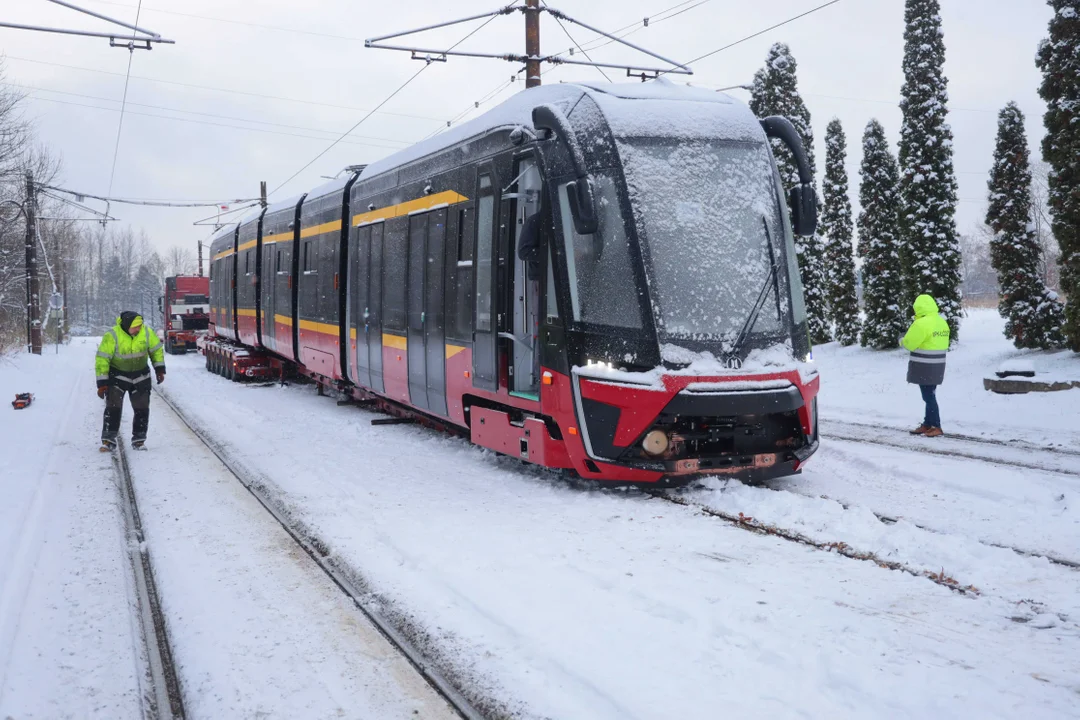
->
[617,138,789,345]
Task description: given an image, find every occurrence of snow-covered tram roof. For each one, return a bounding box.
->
[358,78,765,183]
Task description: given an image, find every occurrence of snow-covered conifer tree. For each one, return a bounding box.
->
[820,119,860,345]
[986,102,1065,349]
[898,0,963,339]
[1036,0,1080,351]
[858,120,908,349]
[750,42,830,344]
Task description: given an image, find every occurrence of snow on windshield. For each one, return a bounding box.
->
[618,139,785,347]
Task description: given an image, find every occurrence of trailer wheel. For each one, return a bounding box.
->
[226,357,236,381]
[204,349,211,371]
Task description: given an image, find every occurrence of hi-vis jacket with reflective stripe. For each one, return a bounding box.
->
[95,317,166,390]
[901,294,950,385]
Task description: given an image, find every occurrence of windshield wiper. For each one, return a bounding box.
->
[731,216,783,358]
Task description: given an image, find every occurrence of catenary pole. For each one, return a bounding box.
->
[25,171,42,354]
[525,0,541,87]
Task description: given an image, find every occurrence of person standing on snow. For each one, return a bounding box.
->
[95,311,166,451]
[901,294,950,437]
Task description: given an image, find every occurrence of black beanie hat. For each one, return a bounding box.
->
[119,311,140,333]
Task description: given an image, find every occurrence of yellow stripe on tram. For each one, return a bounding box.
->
[382,333,407,351]
[274,313,293,327]
[263,230,293,245]
[236,308,256,317]
[352,191,469,227]
[299,219,342,239]
[237,239,258,252]
[298,319,339,336]
[445,344,467,359]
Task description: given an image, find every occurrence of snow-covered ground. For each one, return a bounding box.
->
[0,345,142,718]
[814,308,1080,449]
[2,309,1078,719]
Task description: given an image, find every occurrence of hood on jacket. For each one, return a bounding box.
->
[913,294,939,318]
[118,311,143,334]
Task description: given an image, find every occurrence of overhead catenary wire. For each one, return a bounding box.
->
[41,184,258,208]
[434,0,712,138]
[105,0,144,200]
[543,1,611,82]
[672,0,843,70]
[7,81,414,146]
[3,55,449,124]
[21,94,417,151]
[271,6,510,197]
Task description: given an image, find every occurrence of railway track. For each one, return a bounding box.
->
[110,443,186,720]
[821,419,1080,478]
[644,489,983,595]
[152,388,489,720]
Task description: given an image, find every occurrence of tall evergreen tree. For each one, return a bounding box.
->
[986,102,1066,348]
[898,0,963,339]
[1036,0,1080,351]
[858,120,908,349]
[820,119,861,345]
[749,42,831,344]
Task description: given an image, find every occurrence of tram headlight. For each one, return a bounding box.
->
[642,429,670,456]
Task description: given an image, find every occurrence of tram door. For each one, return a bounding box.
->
[472,173,498,391]
[351,222,384,393]
[406,209,448,414]
[509,157,542,398]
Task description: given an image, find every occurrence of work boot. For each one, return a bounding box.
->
[909,424,930,435]
[131,439,146,451]
[100,439,117,453]
[923,427,944,438]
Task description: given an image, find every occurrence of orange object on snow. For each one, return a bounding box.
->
[11,393,33,410]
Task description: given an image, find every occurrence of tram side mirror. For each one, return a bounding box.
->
[789,185,817,238]
[566,178,599,236]
[533,103,599,236]
[760,115,818,237]
[158,297,164,312]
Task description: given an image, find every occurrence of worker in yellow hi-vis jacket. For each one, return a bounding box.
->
[95,311,166,451]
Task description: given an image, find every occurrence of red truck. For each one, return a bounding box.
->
[160,275,210,354]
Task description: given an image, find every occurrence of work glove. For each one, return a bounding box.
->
[97,386,107,399]
[156,371,166,385]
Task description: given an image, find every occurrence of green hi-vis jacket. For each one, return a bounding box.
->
[95,316,166,390]
[901,294,950,386]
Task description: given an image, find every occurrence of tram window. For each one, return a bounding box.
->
[557,176,643,329]
[244,251,250,275]
[457,207,474,263]
[276,249,282,273]
[383,219,408,330]
[475,192,495,332]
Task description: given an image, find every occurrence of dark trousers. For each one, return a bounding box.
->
[102,381,151,443]
[919,384,941,429]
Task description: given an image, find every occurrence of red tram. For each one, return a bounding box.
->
[204,80,821,483]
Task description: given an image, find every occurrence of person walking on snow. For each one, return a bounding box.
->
[95,311,166,451]
[901,294,950,438]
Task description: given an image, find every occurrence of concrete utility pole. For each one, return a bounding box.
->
[525,0,541,88]
[198,240,204,277]
[25,171,42,355]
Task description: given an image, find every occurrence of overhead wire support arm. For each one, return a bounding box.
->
[364,1,691,81]
[543,6,691,76]
[0,0,174,48]
[365,4,520,57]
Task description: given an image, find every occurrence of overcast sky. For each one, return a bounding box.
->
[1,0,1056,257]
